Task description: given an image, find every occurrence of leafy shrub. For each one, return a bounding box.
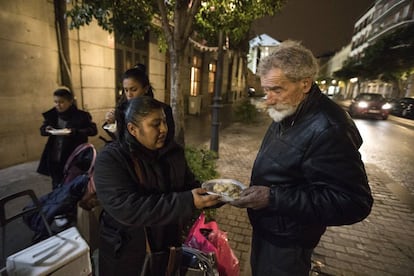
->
[184,147,219,235]
[185,147,219,182]
[234,98,259,124]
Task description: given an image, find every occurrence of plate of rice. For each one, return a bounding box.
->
[202,179,246,202]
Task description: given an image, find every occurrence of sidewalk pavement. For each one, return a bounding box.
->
[1,105,414,275]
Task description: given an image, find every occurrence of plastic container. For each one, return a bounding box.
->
[202,179,246,202]
[6,227,92,276]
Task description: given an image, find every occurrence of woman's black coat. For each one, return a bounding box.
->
[37,105,97,179]
[94,139,199,275]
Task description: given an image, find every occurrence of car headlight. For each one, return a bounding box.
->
[358,101,368,108]
[382,103,392,110]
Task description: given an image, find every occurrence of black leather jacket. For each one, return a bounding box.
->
[248,85,373,248]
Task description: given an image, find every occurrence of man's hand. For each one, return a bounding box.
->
[230,186,270,210]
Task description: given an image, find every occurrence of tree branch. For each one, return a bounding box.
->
[157,0,174,51]
[183,0,202,41]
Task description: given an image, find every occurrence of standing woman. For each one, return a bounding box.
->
[37,87,97,189]
[94,96,220,275]
[103,64,175,141]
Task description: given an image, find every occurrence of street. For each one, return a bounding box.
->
[355,117,414,195]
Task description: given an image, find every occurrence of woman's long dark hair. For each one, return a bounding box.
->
[117,96,164,151]
[115,64,155,141]
[121,64,154,98]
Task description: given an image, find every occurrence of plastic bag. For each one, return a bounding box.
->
[184,213,240,276]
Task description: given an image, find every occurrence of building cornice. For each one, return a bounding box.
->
[368,20,414,42]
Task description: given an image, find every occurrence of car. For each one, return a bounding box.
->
[390,97,414,119]
[348,93,391,120]
[385,97,399,109]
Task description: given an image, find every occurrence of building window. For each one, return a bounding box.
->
[403,5,409,18]
[190,56,202,96]
[208,62,216,94]
[394,12,400,23]
[115,33,149,99]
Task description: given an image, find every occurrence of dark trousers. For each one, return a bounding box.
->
[49,161,64,189]
[250,232,313,276]
[98,227,146,276]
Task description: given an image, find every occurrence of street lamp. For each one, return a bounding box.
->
[210,30,224,154]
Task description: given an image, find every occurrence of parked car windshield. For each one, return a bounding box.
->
[399,97,414,103]
[356,93,384,101]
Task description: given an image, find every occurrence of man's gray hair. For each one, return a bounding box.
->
[257,40,319,82]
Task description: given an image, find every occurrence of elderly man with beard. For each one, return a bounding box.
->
[231,40,373,276]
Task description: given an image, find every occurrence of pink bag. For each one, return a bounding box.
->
[63,143,98,210]
[184,213,240,276]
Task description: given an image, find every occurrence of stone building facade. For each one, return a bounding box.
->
[0,1,246,168]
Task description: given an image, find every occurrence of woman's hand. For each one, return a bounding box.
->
[192,188,221,209]
[105,109,115,124]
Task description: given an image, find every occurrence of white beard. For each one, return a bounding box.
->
[267,104,298,122]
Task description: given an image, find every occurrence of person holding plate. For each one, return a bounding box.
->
[37,87,97,189]
[231,41,373,275]
[102,64,175,142]
[94,96,220,275]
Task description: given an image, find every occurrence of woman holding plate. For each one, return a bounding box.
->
[37,87,97,189]
[103,64,175,142]
[94,96,220,275]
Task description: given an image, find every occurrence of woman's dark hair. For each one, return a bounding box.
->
[117,96,164,148]
[121,64,154,98]
[115,65,155,141]
[134,63,147,73]
[53,87,73,101]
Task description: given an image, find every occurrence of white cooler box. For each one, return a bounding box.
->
[6,227,92,276]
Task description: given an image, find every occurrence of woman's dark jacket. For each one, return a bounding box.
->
[248,84,373,248]
[37,105,97,177]
[94,138,199,275]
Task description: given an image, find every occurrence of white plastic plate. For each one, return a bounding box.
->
[47,128,71,135]
[202,178,246,202]
[103,123,117,133]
